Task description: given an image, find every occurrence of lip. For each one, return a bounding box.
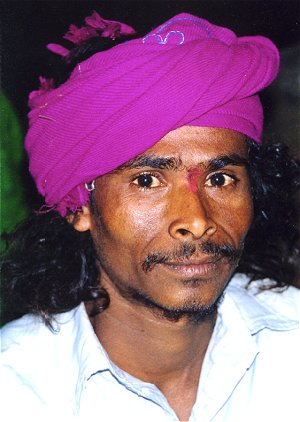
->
[161,259,219,277]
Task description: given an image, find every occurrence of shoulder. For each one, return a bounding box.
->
[224,274,299,382]
[1,309,76,354]
[1,314,53,416]
[2,312,63,379]
[226,273,300,330]
[1,306,86,365]
[1,307,83,416]
[1,317,48,416]
[1,313,53,379]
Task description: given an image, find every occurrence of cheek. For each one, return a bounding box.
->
[205,178,253,240]
[94,190,167,246]
[213,193,253,241]
[226,201,253,233]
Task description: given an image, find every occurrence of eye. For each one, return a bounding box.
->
[132,172,162,189]
[205,173,237,187]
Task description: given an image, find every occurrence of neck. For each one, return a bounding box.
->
[86,283,217,421]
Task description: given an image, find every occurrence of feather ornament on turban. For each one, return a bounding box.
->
[25,13,280,215]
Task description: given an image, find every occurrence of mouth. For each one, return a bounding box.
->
[161,258,220,277]
[142,242,241,274]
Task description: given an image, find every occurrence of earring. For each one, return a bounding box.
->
[85,180,95,192]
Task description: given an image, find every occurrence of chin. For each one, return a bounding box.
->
[121,280,226,323]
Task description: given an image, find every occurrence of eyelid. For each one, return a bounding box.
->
[205,171,239,187]
[131,170,162,180]
[206,168,240,179]
[131,171,164,188]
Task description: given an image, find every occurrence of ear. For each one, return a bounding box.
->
[66,205,92,232]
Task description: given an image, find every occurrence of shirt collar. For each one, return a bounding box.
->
[70,304,166,410]
[69,304,114,405]
[68,274,299,410]
[193,274,299,419]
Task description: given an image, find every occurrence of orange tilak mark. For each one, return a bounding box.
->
[187,168,202,193]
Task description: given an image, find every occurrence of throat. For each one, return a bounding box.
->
[86,273,217,421]
[88,289,216,368]
[87,295,216,420]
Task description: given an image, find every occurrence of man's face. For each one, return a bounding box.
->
[87,126,253,320]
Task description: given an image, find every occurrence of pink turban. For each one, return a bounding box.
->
[25,13,279,215]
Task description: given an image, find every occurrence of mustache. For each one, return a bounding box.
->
[142,241,242,273]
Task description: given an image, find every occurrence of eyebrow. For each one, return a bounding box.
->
[207,154,249,172]
[116,155,183,171]
[116,153,248,172]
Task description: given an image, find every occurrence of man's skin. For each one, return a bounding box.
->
[73,126,253,420]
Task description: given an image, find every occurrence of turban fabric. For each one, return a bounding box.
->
[25,13,280,215]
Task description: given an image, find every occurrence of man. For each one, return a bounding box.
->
[1,12,299,421]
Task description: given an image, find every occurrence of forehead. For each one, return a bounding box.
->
[133,126,248,165]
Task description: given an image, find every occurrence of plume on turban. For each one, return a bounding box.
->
[25,13,280,215]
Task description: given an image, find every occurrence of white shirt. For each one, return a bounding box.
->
[1,274,299,421]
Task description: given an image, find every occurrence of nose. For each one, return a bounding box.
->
[168,188,217,241]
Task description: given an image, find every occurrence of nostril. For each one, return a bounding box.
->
[178,228,189,236]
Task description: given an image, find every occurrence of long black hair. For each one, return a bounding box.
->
[1,139,299,326]
[1,33,300,326]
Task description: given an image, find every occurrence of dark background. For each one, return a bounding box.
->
[1,0,300,145]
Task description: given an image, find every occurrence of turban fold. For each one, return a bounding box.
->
[25,13,279,215]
